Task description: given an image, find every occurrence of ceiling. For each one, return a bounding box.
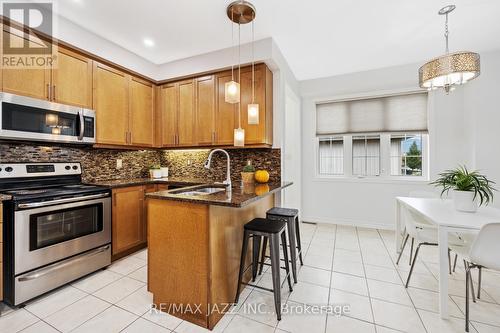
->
[55,0,500,80]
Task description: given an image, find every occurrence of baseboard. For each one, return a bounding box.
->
[301,215,394,230]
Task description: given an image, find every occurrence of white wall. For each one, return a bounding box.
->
[463,49,500,208]
[299,61,478,229]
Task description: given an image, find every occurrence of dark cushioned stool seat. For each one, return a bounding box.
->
[267,207,299,217]
[244,218,286,234]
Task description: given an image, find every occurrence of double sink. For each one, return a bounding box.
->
[169,184,227,197]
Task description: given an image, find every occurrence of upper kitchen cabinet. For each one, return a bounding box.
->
[240,64,273,145]
[93,62,155,148]
[157,64,272,148]
[2,28,93,107]
[1,29,51,100]
[93,62,129,146]
[158,83,178,147]
[215,71,237,146]
[52,47,93,108]
[177,79,197,146]
[157,79,197,148]
[129,77,154,147]
[195,75,216,146]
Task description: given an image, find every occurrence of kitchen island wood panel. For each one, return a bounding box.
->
[147,194,274,329]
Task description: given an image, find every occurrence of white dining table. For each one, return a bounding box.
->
[395,197,500,319]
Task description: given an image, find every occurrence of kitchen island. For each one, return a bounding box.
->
[146,182,292,329]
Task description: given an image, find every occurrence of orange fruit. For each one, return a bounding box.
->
[254,170,270,183]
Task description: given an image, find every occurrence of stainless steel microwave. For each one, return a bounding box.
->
[0,92,96,144]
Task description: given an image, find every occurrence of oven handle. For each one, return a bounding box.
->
[18,245,111,282]
[17,193,110,209]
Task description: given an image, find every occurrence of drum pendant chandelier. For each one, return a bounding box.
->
[419,5,480,93]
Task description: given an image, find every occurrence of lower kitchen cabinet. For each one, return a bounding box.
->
[111,184,168,260]
[111,186,146,259]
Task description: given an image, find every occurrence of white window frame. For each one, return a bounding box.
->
[315,132,429,182]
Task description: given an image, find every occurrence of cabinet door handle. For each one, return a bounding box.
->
[46,84,51,100]
[125,131,128,143]
[129,132,132,144]
[52,85,56,100]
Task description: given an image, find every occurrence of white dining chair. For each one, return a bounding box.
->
[397,191,438,266]
[396,205,463,288]
[449,223,500,332]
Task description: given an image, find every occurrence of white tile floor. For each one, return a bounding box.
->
[1,223,500,333]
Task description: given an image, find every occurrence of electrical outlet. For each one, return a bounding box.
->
[116,159,123,169]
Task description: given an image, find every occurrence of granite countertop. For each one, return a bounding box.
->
[0,194,12,201]
[146,181,293,208]
[87,177,206,189]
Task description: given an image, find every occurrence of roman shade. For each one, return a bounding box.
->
[316,93,428,135]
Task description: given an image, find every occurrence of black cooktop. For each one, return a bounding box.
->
[3,184,108,201]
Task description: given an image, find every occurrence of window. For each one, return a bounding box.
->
[315,92,428,180]
[391,134,423,176]
[352,135,380,176]
[318,136,344,175]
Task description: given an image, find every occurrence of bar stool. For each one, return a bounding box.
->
[259,207,304,283]
[235,218,293,321]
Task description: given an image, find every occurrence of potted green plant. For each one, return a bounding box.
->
[241,161,256,184]
[431,165,496,212]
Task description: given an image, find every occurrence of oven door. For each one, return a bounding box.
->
[14,196,111,275]
[0,92,95,144]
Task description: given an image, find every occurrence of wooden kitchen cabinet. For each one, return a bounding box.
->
[93,62,129,146]
[157,64,272,148]
[157,79,197,147]
[196,75,216,145]
[2,28,93,108]
[215,72,237,145]
[129,77,154,147]
[177,79,196,146]
[240,64,273,145]
[52,46,93,108]
[94,62,154,148]
[112,186,145,259]
[1,29,51,100]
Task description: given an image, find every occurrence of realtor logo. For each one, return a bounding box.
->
[1,1,57,68]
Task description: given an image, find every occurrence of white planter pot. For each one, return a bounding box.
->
[151,169,162,179]
[453,190,478,213]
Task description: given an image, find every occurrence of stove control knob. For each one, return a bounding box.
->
[65,165,71,170]
[72,165,78,170]
[5,166,13,172]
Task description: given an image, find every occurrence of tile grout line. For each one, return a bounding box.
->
[354,227,377,333]
[377,229,429,333]
[323,224,337,333]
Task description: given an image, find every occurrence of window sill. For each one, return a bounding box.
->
[313,176,430,185]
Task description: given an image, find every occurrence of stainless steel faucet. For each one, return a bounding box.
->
[204,149,231,188]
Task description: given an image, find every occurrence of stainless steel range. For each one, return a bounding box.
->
[0,162,111,305]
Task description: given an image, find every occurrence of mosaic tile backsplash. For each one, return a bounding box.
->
[0,142,281,183]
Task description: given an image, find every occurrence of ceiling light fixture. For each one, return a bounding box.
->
[419,5,480,93]
[226,0,257,146]
[247,12,259,125]
[143,38,155,47]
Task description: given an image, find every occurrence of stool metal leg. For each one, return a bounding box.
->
[258,237,268,275]
[269,233,282,320]
[285,216,298,283]
[281,231,293,292]
[252,235,262,282]
[295,216,304,266]
[235,230,250,304]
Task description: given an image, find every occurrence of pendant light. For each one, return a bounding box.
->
[419,5,480,93]
[227,1,257,146]
[247,13,259,125]
[225,11,240,104]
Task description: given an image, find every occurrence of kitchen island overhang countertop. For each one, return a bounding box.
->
[145,181,292,207]
[146,181,293,329]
